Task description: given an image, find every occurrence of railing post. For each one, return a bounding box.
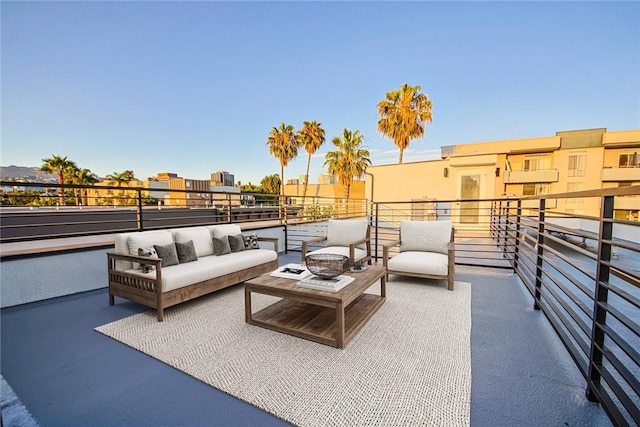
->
[503,200,510,255]
[136,189,144,231]
[513,199,522,271]
[496,200,503,246]
[586,195,614,402]
[283,198,289,254]
[226,194,232,223]
[374,203,379,261]
[490,200,495,239]
[534,198,546,311]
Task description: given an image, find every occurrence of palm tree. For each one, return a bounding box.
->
[377,83,433,164]
[297,121,325,202]
[106,170,136,205]
[106,170,136,187]
[72,168,99,206]
[40,155,77,206]
[324,129,371,201]
[266,123,299,197]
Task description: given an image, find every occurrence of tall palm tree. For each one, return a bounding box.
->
[266,123,299,197]
[40,155,77,206]
[324,129,371,201]
[377,83,433,164]
[297,121,325,201]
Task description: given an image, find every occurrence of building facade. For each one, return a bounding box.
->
[366,128,640,224]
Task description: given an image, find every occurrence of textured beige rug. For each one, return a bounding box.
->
[96,278,471,427]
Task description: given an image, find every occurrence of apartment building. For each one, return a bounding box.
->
[366,128,640,223]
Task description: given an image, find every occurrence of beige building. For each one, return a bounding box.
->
[366,128,640,224]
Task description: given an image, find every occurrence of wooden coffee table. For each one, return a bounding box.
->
[245,265,386,348]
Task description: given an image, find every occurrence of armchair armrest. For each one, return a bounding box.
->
[257,236,279,252]
[348,236,371,264]
[382,239,401,267]
[301,236,327,259]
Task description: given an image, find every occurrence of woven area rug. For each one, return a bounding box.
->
[96,278,471,427]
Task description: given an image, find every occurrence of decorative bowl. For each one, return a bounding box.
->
[305,254,350,279]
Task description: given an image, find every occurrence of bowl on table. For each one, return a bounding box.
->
[304,254,350,279]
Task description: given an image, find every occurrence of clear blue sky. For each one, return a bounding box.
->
[2,1,639,185]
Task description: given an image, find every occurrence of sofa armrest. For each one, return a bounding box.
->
[107,252,163,268]
[107,252,163,284]
[301,236,327,259]
[257,236,279,252]
[382,239,401,267]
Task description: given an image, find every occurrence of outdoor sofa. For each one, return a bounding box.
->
[107,224,278,321]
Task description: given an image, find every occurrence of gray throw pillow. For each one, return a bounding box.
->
[212,236,231,256]
[228,234,245,253]
[176,240,198,263]
[137,247,158,273]
[153,243,179,267]
[242,233,260,249]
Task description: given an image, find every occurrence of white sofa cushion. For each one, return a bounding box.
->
[208,224,242,239]
[172,227,214,257]
[387,251,449,277]
[305,246,368,262]
[125,249,277,292]
[325,219,368,249]
[126,231,174,269]
[399,220,451,255]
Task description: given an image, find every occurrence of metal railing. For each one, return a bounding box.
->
[492,186,639,426]
[1,180,638,425]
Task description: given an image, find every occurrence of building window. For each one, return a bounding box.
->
[523,155,551,171]
[619,152,639,168]
[614,210,639,221]
[568,152,587,177]
[566,182,584,204]
[523,183,549,196]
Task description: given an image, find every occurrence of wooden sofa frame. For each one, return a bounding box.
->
[107,237,278,321]
[382,228,455,291]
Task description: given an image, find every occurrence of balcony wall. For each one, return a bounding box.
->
[601,167,640,182]
[504,169,559,184]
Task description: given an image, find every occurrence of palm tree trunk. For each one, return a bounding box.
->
[302,154,311,202]
[398,149,404,164]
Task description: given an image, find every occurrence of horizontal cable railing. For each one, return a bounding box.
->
[494,186,640,426]
[1,180,639,425]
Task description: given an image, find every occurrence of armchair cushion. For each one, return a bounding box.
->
[387,251,449,277]
[325,219,368,249]
[400,220,451,255]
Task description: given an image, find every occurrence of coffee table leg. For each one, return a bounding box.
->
[336,302,345,348]
[380,274,386,298]
[244,286,252,323]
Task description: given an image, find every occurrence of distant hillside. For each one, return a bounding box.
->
[0,165,56,181]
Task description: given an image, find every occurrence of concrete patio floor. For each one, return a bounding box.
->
[0,249,612,426]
